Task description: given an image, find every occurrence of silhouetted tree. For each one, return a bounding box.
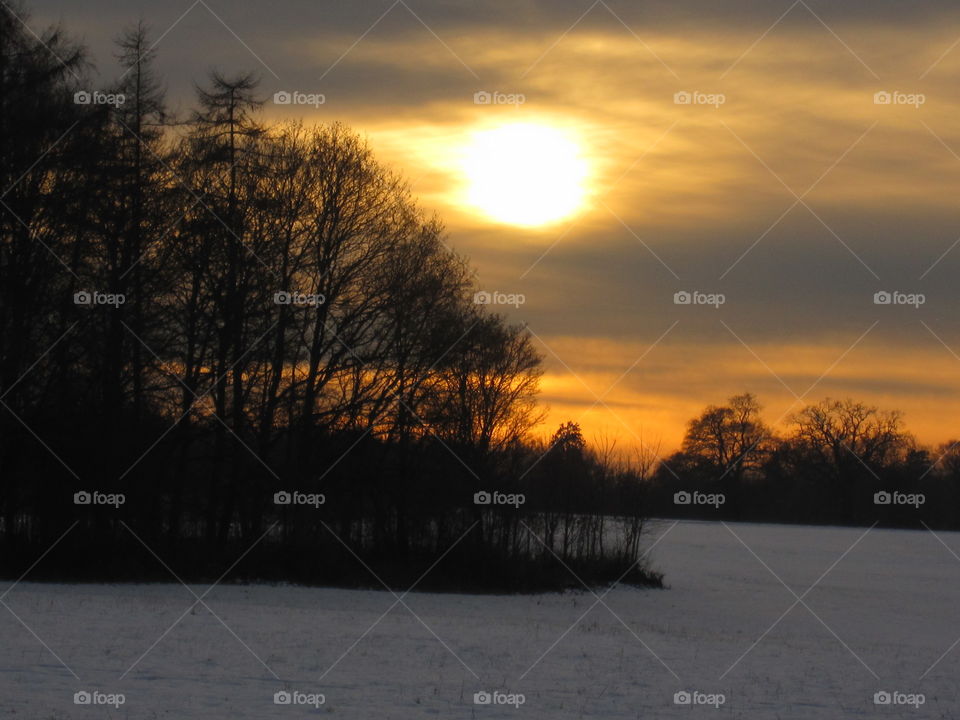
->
[786,398,912,522]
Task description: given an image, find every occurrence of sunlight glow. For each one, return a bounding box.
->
[462,123,589,228]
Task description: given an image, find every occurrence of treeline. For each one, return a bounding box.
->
[646,393,960,528]
[0,4,660,591]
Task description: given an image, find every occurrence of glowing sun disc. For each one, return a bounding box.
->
[462,123,589,227]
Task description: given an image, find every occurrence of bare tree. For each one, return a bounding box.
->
[682,392,772,484]
[789,398,912,477]
[786,397,913,521]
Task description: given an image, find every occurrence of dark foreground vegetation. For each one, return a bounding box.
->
[0,3,661,591]
[3,3,952,593]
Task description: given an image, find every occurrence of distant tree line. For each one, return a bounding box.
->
[0,4,660,591]
[647,392,960,528]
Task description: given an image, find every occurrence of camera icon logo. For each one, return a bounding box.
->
[674,690,692,705]
[474,491,492,505]
[673,291,691,305]
[874,91,892,105]
[74,291,93,305]
[673,491,691,505]
[73,690,92,705]
[474,691,492,705]
[474,91,492,105]
[74,491,92,505]
[274,491,292,505]
[74,91,91,105]
[273,91,292,105]
[274,291,292,305]
[874,491,891,505]
[473,290,492,305]
[274,690,292,704]
[873,291,891,305]
[673,91,692,105]
[874,690,891,705]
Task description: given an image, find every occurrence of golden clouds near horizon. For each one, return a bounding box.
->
[531,335,960,453]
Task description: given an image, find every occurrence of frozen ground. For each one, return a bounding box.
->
[2,520,959,718]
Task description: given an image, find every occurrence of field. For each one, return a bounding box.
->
[3,520,959,718]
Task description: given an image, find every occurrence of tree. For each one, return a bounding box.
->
[681,392,771,486]
[0,1,88,544]
[427,314,544,454]
[111,22,169,424]
[787,398,913,521]
[537,422,590,555]
[789,398,911,474]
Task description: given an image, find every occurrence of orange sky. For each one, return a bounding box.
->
[31,0,960,452]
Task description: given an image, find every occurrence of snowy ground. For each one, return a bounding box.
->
[3,520,960,718]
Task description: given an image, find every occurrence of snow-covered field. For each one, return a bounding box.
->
[3,520,959,718]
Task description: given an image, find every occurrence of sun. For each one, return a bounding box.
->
[462,123,589,228]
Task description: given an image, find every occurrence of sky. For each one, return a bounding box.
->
[22,0,960,452]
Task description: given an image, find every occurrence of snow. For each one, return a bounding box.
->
[2,520,959,718]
